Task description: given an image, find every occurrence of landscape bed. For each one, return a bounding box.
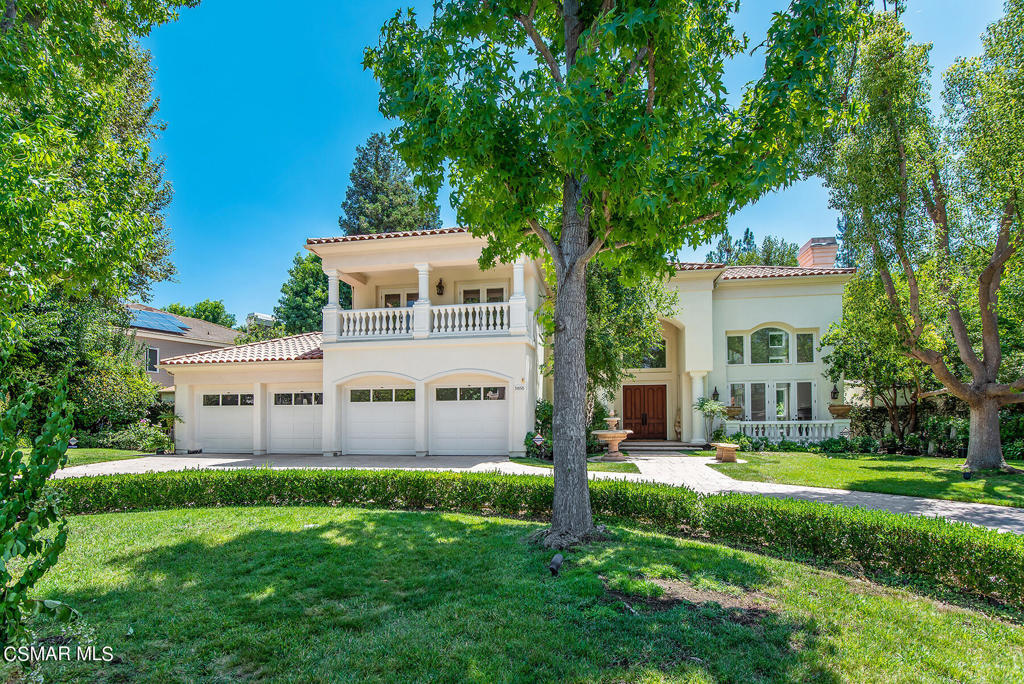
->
[53,468,1024,609]
[9,506,1024,682]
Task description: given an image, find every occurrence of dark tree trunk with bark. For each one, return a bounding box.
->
[545,174,595,547]
[966,398,1006,471]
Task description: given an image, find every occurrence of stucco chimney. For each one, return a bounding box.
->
[797,237,838,268]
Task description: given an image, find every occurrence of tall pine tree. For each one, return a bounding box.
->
[338,133,442,235]
[705,228,798,266]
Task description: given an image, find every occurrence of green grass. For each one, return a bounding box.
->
[511,456,640,473]
[64,448,148,468]
[10,507,1023,682]
[706,450,1024,508]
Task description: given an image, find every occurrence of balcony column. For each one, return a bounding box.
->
[689,371,708,444]
[413,263,431,339]
[509,257,528,335]
[322,270,340,341]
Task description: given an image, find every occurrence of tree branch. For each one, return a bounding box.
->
[528,218,565,276]
[515,1,563,85]
[619,46,648,84]
[977,199,1016,378]
[644,42,654,115]
[1,0,16,33]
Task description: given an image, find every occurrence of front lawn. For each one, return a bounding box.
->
[10,506,1023,682]
[708,451,1024,508]
[64,448,148,468]
[511,456,640,473]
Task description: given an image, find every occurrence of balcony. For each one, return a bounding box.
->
[327,300,530,342]
[724,419,850,442]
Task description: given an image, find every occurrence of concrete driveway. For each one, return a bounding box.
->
[55,452,1024,534]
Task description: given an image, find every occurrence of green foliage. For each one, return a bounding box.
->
[74,356,158,432]
[1,383,74,646]
[234,322,289,345]
[80,419,173,454]
[338,132,442,235]
[161,300,236,328]
[273,252,351,334]
[525,399,607,457]
[695,397,727,442]
[53,468,1024,608]
[705,228,800,266]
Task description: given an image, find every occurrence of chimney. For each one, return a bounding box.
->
[797,237,838,268]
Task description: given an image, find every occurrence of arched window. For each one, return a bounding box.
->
[750,327,789,364]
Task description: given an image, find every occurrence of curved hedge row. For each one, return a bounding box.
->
[53,468,1024,607]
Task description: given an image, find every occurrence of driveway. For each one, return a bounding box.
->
[55,452,1024,535]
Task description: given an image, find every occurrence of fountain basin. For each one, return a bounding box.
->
[591,428,633,461]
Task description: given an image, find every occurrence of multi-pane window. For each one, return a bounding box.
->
[436,386,506,401]
[796,333,814,363]
[729,384,745,417]
[204,393,255,407]
[275,392,323,405]
[350,388,415,402]
[751,328,789,364]
[727,336,744,365]
[726,382,814,421]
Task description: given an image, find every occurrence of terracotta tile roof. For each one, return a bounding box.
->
[162,332,323,366]
[127,303,239,345]
[674,262,726,270]
[306,227,469,245]
[720,265,856,280]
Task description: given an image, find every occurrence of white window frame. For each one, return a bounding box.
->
[146,347,159,373]
[378,286,420,308]
[457,282,508,304]
[795,332,816,364]
[727,380,816,421]
[726,334,745,366]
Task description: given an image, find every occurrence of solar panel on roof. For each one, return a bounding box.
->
[129,309,190,334]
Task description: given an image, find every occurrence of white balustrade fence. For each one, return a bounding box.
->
[725,420,844,442]
[431,302,510,335]
[339,307,413,338]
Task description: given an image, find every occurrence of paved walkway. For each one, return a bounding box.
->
[56,453,1024,535]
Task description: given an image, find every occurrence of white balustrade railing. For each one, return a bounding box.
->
[338,307,413,338]
[431,302,510,335]
[724,420,846,442]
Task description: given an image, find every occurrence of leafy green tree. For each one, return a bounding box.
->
[816,7,1024,472]
[338,132,442,235]
[162,300,237,328]
[0,0,194,646]
[274,253,351,334]
[705,228,799,266]
[821,275,931,439]
[366,0,867,545]
[234,321,289,345]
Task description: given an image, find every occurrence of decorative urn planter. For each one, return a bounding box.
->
[725,406,743,419]
[828,404,853,419]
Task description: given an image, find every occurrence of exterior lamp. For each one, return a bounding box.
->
[435,278,445,296]
[831,384,840,401]
[711,387,719,402]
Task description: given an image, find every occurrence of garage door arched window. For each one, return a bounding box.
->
[751,327,789,364]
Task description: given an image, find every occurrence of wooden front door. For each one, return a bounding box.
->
[622,385,667,440]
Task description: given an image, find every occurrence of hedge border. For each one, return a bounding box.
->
[52,468,1024,607]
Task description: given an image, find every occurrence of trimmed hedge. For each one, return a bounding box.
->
[53,468,1024,607]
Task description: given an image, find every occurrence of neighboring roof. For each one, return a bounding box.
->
[674,262,726,271]
[161,332,323,366]
[719,265,856,280]
[306,227,469,245]
[127,303,238,345]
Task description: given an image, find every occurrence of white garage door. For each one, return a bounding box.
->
[345,387,415,455]
[198,392,254,453]
[430,385,508,456]
[269,391,323,453]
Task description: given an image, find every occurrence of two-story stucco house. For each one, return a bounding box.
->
[161,228,854,457]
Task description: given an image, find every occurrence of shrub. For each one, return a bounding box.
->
[1004,440,1024,462]
[726,432,753,451]
[80,419,173,453]
[53,469,1024,608]
[523,431,551,459]
[852,435,878,454]
[72,356,158,431]
[903,433,924,454]
[819,437,850,454]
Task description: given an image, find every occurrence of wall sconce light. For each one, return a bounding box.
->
[711,387,719,402]
[831,384,840,401]
[435,278,445,296]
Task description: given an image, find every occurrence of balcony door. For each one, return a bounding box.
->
[380,289,419,308]
[622,385,667,440]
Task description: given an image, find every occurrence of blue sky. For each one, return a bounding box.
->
[144,0,1005,320]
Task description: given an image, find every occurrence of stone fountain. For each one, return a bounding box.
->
[590,410,633,461]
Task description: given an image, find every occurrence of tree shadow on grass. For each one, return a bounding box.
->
[35,509,840,683]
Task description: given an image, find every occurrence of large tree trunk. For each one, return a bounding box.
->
[545,175,594,548]
[965,398,1007,471]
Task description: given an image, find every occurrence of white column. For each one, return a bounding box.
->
[413,263,431,339]
[322,269,340,341]
[253,382,267,456]
[174,383,194,454]
[322,383,339,457]
[689,371,708,444]
[414,380,428,457]
[509,258,528,335]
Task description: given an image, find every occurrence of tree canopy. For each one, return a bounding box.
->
[274,253,352,334]
[162,300,237,328]
[705,228,800,266]
[338,132,442,235]
[366,0,869,545]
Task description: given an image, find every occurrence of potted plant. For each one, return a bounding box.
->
[725,402,744,419]
[903,433,923,456]
[694,397,728,446]
[828,403,853,419]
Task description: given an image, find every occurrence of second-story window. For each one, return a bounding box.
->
[751,328,789,364]
[639,339,667,369]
